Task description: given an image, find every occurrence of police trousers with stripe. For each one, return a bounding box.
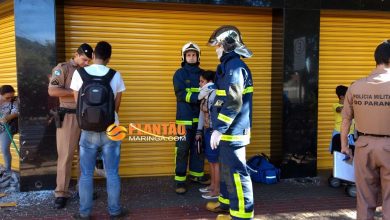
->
[219,142,254,220]
[175,127,205,182]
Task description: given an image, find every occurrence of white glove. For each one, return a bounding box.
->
[210,130,222,150]
[198,82,214,100]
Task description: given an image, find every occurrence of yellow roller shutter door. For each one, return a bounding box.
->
[318,11,390,169]
[62,3,272,177]
[0,0,19,171]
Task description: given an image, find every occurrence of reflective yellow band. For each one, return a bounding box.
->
[221,134,250,142]
[191,88,200,92]
[185,91,192,103]
[193,118,199,123]
[230,209,254,219]
[218,113,234,124]
[185,88,200,93]
[233,173,245,215]
[218,196,230,205]
[231,173,254,219]
[243,86,254,94]
[189,171,204,177]
[175,175,186,181]
[176,120,192,125]
[216,86,253,97]
[216,90,226,96]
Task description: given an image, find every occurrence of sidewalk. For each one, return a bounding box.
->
[0,170,383,219]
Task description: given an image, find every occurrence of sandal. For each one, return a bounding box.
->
[199,186,212,193]
[202,192,220,199]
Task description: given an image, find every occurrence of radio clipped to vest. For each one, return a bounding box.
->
[76,67,116,132]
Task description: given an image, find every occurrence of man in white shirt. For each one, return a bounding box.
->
[70,41,127,219]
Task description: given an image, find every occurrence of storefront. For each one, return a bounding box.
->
[60,1,275,177]
[0,0,389,191]
[317,10,390,169]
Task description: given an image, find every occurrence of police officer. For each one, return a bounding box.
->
[173,42,209,194]
[48,43,92,209]
[341,40,390,220]
[205,26,254,220]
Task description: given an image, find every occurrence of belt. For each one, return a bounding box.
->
[357,131,390,138]
[59,107,76,114]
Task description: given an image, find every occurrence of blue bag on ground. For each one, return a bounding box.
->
[247,153,280,184]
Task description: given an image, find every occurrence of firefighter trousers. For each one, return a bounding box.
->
[218,143,254,220]
[174,127,204,182]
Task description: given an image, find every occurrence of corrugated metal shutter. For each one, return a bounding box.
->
[61,2,273,177]
[0,0,19,171]
[318,11,390,169]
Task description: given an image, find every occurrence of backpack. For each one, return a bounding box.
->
[76,67,116,132]
[247,153,280,184]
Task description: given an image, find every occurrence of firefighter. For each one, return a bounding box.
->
[205,25,254,220]
[173,42,209,194]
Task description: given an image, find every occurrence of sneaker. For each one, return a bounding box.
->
[199,186,212,193]
[202,193,219,199]
[190,176,211,185]
[109,208,129,220]
[72,213,91,220]
[216,214,232,220]
[175,183,187,194]
[206,201,229,213]
[54,197,68,209]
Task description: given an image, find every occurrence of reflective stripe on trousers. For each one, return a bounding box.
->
[219,142,254,220]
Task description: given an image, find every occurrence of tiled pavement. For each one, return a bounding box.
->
[0,170,383,219]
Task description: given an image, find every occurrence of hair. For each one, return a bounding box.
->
[335,85,348,98]
[0,85,15,95]
[374,40,390,65]
[201,70,215,82]
[94,41,112,61]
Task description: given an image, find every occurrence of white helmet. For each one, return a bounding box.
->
[208,25,252,58]
[181,42,201,62]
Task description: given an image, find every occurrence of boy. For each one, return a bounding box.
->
[70,41,127,219]
[330,85,354,153]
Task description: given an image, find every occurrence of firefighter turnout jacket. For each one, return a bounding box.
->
[211,52,253,147]
[173,63,203,126]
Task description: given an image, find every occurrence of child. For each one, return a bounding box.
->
[196,70,219,199]
[330,85,355,153]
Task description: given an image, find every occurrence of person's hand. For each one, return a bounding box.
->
[210,130,222,150]
[195,134,202,141]
[341,145,353,161]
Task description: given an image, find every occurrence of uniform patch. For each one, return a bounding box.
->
[54,70,61,76]
[214,99,224,107]
[185,80,190,83]
[51,79,60,86]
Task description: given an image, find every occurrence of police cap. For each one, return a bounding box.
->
[77,43,93,59]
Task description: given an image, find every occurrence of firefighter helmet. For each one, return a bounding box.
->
[208,25,252,58]
[181,42,201,62]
